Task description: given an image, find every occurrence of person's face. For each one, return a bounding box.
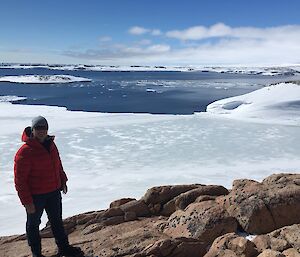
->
[32,126,48,142]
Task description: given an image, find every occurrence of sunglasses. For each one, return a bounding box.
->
[34,126,48,131]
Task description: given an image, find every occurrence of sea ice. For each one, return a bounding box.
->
[0,82,300,236]
[0,95,26,102]
[0,75,91,84]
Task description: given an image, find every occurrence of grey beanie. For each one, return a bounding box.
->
[32,116,48,129]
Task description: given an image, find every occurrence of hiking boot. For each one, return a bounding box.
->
[58,245,84,257]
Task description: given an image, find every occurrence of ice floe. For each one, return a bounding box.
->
[0,75,91,84]
[0,95,26,102]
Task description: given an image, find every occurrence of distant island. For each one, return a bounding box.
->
[1,63,300,76]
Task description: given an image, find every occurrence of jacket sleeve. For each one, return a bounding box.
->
[14,147,33,205]
[59,156,68,184]
[53,143,68,184]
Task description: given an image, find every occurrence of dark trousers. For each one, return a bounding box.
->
[26,190,69,255]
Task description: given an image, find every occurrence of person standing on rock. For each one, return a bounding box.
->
[14,116,84,257]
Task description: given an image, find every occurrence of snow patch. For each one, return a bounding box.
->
[238,231,257,241]
[206,82,300,125]
[246,235,257,241]
[222,101,250,110]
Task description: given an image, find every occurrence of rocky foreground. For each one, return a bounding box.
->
[0,173,299,257]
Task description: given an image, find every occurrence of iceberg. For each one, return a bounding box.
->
[0,75,91,84]
[146,88,157,93]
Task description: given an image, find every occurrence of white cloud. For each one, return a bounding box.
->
[3,23,300,66]
[166,23,233,40]
[158,38,300,65]
[166,23,300,41]
[151,29,162,36]
[129,26,149,35]
[166,26,207,40]
[129,26,162,36]
[63,43,171,63]
[112,44,170,55]
[99,36,112,42]
[209,23,232,37]
[63,37,300,66]
[145,44,170,53]
[137,39,152,45]
[61,23,300,65]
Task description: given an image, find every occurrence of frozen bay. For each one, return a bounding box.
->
[1,68,299,236]
[1,99,300,236]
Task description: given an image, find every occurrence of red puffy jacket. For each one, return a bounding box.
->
[14,127,68,205]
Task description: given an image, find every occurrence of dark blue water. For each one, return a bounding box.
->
[0,68,298,114]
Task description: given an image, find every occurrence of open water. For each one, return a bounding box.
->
[0,68,298,114]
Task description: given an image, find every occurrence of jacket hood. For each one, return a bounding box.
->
[21,126,55,143]
[22,126,32,142]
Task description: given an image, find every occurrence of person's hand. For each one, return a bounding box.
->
[24,203,35,214]
[61,183,68,194]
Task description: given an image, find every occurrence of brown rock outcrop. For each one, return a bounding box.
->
[220,173,300,234]
[142,184,202,214]
[257,249,285,257]
[136,237,207,257]
[110,198,136,208]
[161,185,229,216]
[163,200,238,244]
[78,201,150,233]
[253,224,300,253]
[204,232,258,257]
[120,199,150,217]
[282,248,300,257]
[1,173,300,257]
[0,216,170,257]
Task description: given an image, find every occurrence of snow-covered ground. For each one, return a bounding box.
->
[0,75,91,84]
[0,82,300,236]
[1,63,300,76]
[206,82,300,125]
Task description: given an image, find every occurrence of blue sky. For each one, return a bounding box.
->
[1,0,300,65]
